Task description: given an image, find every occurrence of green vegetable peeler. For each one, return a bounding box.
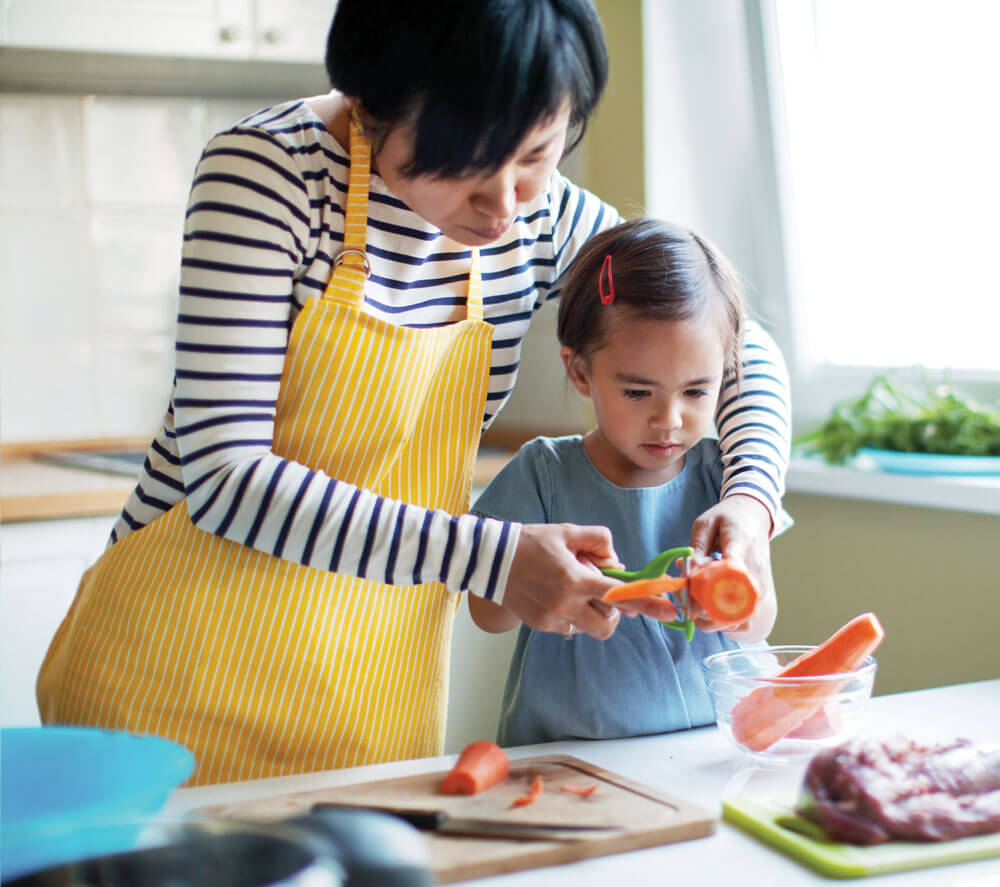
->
[601,546,697,641]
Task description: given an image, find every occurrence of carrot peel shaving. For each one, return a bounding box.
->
[561,783,598,797]
[511,774,543,807]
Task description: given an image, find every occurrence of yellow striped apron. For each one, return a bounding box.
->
[37,116,494,786]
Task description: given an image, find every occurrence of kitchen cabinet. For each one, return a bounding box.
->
[0,515,112,727]
[1,0,336,63]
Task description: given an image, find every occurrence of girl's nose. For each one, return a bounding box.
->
[653,399,683,430]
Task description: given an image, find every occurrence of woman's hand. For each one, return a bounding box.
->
[689,494,778,642]
[500,523,623,639]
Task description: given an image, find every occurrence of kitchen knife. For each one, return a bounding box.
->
[309,803,620,842]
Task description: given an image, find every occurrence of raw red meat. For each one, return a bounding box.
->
[796,735,1000,845]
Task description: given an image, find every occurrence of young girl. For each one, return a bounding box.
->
[470,218,786,746]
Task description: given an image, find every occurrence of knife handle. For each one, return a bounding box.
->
[312,802,447,831]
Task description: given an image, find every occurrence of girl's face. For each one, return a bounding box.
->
[371,104,572,246]
[562,306,726,488]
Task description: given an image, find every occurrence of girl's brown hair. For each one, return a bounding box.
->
[556,218,745,379]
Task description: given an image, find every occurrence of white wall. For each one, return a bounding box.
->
[0,93,271,443]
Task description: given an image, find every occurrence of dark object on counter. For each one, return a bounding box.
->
[797,735,1000,845]
[4,809,434,887]
[2,825,343,887]
[291,807,432,887]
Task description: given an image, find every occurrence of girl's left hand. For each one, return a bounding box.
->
[688,494,778,642]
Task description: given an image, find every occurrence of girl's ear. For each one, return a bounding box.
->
[560,347,592,398]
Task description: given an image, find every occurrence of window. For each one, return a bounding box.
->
[762,0,1000,421]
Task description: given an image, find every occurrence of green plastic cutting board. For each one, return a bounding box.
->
[723,797,1000,879]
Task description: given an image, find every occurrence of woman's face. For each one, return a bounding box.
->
[371,104,572,246]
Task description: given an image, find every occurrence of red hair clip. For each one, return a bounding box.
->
[599,253,615,305]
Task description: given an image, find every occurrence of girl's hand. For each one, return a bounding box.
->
[500,523,623,639]
[689,495,778,642]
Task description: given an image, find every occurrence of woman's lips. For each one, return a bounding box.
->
[467,220,513,241]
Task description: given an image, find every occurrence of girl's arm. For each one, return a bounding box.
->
[468,593,520,633]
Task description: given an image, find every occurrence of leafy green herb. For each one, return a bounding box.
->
[795,374,1000,464]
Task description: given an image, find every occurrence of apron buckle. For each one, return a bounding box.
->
[333,248,371,278]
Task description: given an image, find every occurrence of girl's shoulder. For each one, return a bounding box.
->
[515,434,587,468]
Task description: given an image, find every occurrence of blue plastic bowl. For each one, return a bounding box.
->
[1,727,195,879]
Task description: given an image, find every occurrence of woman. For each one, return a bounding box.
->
[38,0,790,785]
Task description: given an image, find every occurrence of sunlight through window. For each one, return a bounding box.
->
[771,0,1000,372]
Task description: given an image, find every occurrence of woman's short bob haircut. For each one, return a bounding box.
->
[326,0,608,179]
[557,218,746,380]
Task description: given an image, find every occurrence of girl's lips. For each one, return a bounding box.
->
[642,442,680,457]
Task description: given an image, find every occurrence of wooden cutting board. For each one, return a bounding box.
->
[197,754,716,883]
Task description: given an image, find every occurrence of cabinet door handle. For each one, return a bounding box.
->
[261,28,283,45]
[218,25,242,44]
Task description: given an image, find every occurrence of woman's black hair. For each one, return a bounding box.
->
[326,0,608,178]
[556,218,746,377]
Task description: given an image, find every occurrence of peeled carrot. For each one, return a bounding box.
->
[440,740,510,795]
[511,774,543,807]
[729,612,884,752]
[774,612,885,679]
[688,559,758,624]
[602,575,686,602]
[561,783,598,797]
[602,559,757,626]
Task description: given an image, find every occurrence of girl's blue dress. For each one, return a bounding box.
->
[472,435,741,747]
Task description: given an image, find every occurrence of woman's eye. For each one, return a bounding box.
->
[624,389,650,400]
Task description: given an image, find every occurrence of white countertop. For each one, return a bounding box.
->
[164,679,1000,886]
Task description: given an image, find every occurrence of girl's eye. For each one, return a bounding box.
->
[685,388,710,399]
[624,389,650,400]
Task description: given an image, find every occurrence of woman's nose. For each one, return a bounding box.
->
[473,165,518,220]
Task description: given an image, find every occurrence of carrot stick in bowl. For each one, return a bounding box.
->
[729,612,884,752]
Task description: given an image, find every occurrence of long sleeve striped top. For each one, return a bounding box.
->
[109,97,791,600]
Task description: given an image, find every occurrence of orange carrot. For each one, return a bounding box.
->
[775,612,885,679]
[602,575,686,602]
[561,783,598,797]
[787,699,841,740]
[440,740,510,795]
[511,775,543,807]
[729,612,884,751]
[688,559,758,624]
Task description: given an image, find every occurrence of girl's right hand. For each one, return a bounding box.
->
[500,523,623,639]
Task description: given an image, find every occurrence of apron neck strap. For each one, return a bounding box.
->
[324,109,484,321]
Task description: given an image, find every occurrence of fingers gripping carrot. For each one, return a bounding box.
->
[511,775,544,807]
[440,741,510,795]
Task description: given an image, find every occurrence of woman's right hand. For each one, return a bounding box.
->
[499,523,624,639]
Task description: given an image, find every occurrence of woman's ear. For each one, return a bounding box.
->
[560,347,592,398]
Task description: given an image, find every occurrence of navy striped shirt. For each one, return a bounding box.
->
[109,98,791,599]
